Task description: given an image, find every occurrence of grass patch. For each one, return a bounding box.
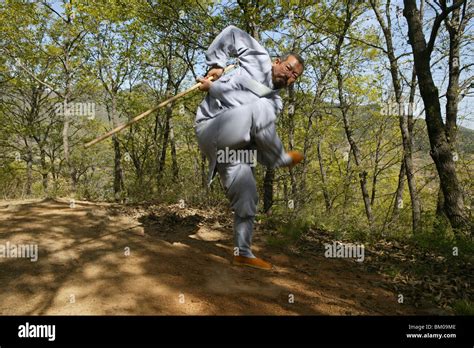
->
[452,300,474,315]
[412,230,474,261]
[266,216,312,248]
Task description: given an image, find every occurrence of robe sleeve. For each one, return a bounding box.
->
[205,25,272,104]
[205,25,268,69]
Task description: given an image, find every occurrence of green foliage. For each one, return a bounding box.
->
[412,215,474,261]
[453,300,474,315]
[266,214,313,248]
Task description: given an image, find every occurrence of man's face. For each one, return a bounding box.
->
[271,55,304,89]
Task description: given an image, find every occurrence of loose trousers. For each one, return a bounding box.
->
[195,98,290,257]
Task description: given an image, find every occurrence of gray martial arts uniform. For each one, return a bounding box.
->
[195,25,292,258]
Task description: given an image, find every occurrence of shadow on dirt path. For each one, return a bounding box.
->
[0,198,429,315]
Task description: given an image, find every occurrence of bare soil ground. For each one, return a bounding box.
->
[0,198,432,315]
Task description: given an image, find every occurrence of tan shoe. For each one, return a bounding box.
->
[233,255,273,270]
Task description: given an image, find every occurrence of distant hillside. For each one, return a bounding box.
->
[317,101,474,155]
[413,121,474,154]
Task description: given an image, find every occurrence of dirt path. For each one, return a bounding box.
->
[0,198,428,315]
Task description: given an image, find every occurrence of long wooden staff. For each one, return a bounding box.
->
[84,64,236,148]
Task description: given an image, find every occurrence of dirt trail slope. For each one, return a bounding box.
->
[0,198,429,315]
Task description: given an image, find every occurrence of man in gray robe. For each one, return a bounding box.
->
[195,25,304,270]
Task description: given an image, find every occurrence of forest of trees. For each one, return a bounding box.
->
[0,0,472,243]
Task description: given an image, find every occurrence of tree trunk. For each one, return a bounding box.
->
[371,129,383,206]
[445,6,463,144]
[157,106,171,183]
[333,3,374,225]
[169,117,179,180]
[287,84,297,207]
[110,94,124,201]
[404,0,468,232]
[338,101,373,226]
[263,168,274,214]
[200,153,207,189]
[40,148,48,193]
[335,53,373,224]
[112,135,123,200]
[392,160,405,220]
[62,96,70,187]
[300,111,313,199]
[372,0,421,232]
[342,147,353,217]
[405,69,422,232]
[436,186,445,217]
[25,150,33,196]
[317,136,331,211]
[435,4,468,227]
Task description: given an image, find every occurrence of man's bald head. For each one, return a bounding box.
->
[271,52,304,89]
